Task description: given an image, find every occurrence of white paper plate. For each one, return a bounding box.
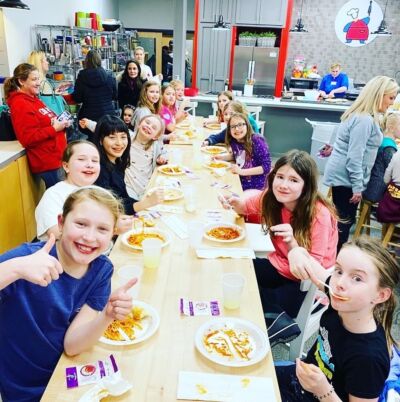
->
[157,164,186,176]
[121,228,171,251]
[99,301,160,346]
[148,187,184,201]
[201,146,227,155]
[203,222,245,243]
[195,317,269,367]
[205,123,222,131]
[203,160,231,170]
[176,121,191,129]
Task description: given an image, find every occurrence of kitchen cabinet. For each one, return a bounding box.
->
[0,152,44,254]
[235,0,287,27]
[0,159,25,253]
[197,23,231,93]
[199,0,235,23]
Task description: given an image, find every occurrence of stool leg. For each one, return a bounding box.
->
[354,202,370,238]
[382,224,395,247]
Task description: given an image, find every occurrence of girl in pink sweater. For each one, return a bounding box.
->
[222,150,338,318]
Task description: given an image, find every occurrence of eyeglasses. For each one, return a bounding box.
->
[229,122,246,130]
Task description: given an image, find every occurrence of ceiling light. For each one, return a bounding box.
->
[290,0,308,33]
[0,0,30,10]
[213,15,229,30]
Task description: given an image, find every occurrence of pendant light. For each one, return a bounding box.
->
[0,0,30,10]
[290,0,308,32]
[213,3,229,31]
[372,0,391,36]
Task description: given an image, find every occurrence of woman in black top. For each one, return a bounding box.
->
[118,60,146,110]
[73,51,117,141]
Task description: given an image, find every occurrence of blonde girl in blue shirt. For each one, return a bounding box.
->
[0,188,137,401]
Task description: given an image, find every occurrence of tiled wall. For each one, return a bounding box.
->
[286,0,400,85]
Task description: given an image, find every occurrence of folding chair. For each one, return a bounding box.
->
[288,280,329,361]
[185,101,198,117]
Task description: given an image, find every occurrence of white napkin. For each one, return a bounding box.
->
[161,215,188,239]
[177,371,277,401]
[78,373,132,402]
[196,248,255,259]
[147,205,184,214]
[245,223,275,258]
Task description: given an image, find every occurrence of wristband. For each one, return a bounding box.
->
[314,385,334,400]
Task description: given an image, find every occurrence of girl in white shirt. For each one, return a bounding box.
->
[125,114,167,200]
[134,46,163,83]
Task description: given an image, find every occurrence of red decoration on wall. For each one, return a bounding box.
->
[191,0,200,89]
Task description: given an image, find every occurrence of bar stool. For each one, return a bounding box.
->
[353,200,379,238]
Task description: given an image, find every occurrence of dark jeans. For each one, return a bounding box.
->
[275,362,316,401]
[331,186,359,252]
[35,168,61,189]
[253,258,306,319]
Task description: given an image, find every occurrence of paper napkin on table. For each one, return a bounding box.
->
[245,223,275,258]
[196,248,255,259]
[78,373,132,402]
[147,205,184,214]
[177,371,277,402]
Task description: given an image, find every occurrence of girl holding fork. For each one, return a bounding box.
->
[277,236,399,402]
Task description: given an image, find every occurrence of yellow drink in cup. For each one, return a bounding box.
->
[222,273,245,310]
[142,238,162,269]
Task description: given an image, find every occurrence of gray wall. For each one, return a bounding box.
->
[287,0,400,83]
[118,0,195,30]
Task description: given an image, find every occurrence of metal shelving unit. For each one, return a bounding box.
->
[34,25,134,81]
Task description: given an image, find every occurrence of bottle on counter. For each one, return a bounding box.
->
[224,79,229,91]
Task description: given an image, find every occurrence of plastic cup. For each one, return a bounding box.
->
[222,273,245,310]
[184,185,196,213]
[187,220,204,249]
[142,238,163,269]
[117,265,143,298]
[171,149,183,165]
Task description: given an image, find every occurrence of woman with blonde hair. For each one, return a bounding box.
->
[27,50,49,83]
[324,75,399,250]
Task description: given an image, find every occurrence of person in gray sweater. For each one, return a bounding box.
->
[324,76,399,250]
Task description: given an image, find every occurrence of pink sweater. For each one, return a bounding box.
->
[244,192,338,280]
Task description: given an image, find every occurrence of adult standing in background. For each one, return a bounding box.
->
[324,76,398,251]
[117,60,146,110]
[134,46,163,83]
[72,50,117,141]
[319,63,349,99]
[27,50,52,94]
[4,63,67,188]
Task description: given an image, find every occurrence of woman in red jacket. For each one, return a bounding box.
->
[5,63,68,188]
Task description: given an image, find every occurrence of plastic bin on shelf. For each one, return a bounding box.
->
[305,118,339,174]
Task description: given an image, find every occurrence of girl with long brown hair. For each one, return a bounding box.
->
[221,150,338,318]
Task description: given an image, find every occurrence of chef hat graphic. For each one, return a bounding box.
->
[346,8,359,19]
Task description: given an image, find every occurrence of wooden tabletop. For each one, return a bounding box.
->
[41,120,281,401]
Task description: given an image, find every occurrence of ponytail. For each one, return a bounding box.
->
[4,63,38,101]
[4,77,19,100]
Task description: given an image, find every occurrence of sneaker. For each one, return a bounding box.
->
[266,311,301,347]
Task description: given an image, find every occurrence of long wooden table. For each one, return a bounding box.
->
[41,121,281,401]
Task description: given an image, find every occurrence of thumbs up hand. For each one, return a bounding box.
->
[17,234,63,287]
[105,278,138,321]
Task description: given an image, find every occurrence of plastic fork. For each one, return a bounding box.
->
[317,279,350,301]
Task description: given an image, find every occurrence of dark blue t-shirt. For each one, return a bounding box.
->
[0,242,113,402]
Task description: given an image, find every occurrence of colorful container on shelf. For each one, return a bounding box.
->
[75,11,102,30]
